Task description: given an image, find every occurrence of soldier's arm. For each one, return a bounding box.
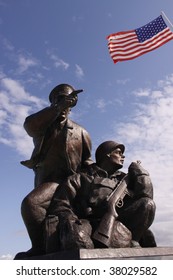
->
[24,106,59,137]
[24,93,79,137]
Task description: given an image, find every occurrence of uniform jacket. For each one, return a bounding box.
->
[21,106,93,173]
[50,162,154,219]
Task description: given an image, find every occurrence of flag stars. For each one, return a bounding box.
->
[136,15,167,42]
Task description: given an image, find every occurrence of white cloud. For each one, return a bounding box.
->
[151,90,163,99]
[75,64,84,79]
[1,77,46,106]
[111,73,173,246]
[0,254,13,260]
[18,54,38,73]
[47,50,69,70]
[152,221,173,247]
[0,75,47,158]
[0,109,7,125]
[95,97,123,112]
[133,88,151,97]
[116,78,130,85]
[2,38,14,51]
[54,58,69,70]
[96,98,107,111]
[72,15,84,22]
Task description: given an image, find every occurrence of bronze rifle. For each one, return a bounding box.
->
[92,174,129,247]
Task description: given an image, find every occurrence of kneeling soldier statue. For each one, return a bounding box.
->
[49,140,156,251]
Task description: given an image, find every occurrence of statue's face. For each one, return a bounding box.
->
[51,93,73,122]
[108,147,125,168]
[51,94,66,106]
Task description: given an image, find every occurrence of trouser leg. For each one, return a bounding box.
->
[118,197,156,242]
[21,182,58,249]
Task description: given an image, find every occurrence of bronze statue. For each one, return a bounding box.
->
[14,83,157,259]
[17,84,93,258]
[48,140,156,251]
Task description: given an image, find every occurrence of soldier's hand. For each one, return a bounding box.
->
[64,93,78,108]
[128,161,149,177]
[52,94,78,111]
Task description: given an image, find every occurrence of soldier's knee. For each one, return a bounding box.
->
[144,198,156,214]
[140,197,155,211]
[21,193,35,213]
[139,197,156,226]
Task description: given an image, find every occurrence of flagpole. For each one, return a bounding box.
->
[161,11,173,30]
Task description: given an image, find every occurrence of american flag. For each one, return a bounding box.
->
[107,15,173,64]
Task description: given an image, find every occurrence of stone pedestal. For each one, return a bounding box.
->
[22,247,173,260]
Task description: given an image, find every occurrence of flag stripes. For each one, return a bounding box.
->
[107,15,173,63]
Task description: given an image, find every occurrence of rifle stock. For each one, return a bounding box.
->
[92,174,129,247]
[92,211,118,247]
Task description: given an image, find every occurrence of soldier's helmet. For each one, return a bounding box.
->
[95,140,125,164]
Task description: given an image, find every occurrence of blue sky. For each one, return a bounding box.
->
[0,0,173,259]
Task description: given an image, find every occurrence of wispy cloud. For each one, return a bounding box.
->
[18,54,38,73]
[116,78,130,85]
[133,88,151,97]
[72,15,84,22]
[0,254,13,260]
[54,57,69,70]
[110,73,173,245]
[2,38,14,51]
[1,38,40,75]
[0,75,47,158]
[95,97,123,112]
[97,98,107,109]
[75,64,84,79]
[47,50,69,70]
